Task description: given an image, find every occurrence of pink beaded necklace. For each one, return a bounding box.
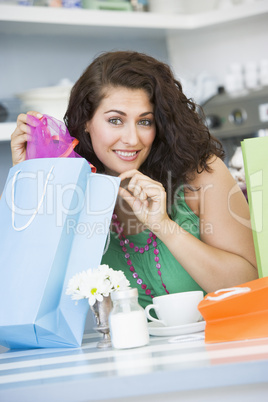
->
[112,213,169,298]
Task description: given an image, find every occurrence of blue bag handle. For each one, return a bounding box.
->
[12,166,54,232]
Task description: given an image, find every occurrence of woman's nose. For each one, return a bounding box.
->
[121,124,139,146]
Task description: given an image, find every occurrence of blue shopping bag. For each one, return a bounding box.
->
[0,157,120,349]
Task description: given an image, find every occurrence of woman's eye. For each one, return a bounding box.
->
[139,119,152,126]
[109,118,122,125]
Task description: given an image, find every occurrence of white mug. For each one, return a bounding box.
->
[145,291,204,327]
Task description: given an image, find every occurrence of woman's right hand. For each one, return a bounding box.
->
[11,111,43,166]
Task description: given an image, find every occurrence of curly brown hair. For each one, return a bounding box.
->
[64,50,224,206]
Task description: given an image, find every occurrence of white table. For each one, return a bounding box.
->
[0,332,268,402]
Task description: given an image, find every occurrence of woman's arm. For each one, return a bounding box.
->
[119,158,258,293]
[1,111,42,200]
[158,157,257,292]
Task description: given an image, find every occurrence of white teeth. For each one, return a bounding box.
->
[115,151,137,157]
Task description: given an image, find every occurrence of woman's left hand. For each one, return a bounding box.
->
[118,169,170,232]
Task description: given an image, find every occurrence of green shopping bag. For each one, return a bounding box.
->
[241,136,268,278]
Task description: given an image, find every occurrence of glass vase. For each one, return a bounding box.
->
[90,295,112,348]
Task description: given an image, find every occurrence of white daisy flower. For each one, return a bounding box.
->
[66,264,130,306]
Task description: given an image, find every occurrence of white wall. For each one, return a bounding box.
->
[0,33,169,99]
[167,13,268,95]
[0,141,12,193]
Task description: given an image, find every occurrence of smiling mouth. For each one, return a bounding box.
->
[113,150,141,161]
[114,150,139,157]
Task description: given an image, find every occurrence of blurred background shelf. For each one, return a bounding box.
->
[0,2,268,38]
[0,122,16,142]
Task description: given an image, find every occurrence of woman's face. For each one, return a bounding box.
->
[85,86,156,176]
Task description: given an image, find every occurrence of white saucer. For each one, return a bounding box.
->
[148,320,206,337]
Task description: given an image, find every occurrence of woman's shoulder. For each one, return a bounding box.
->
[191,155,230,186]
[184,155,236,216]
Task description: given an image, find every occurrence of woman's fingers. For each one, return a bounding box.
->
[118,170,167,228]
[25,111,43,127]
[119,169,163,200]
[12,122,31,139]
[118,169,139,182]
[15,111,43,128]
[118,186,149,219]
[26,111,43,118]
[118,186,141,210]
[11,111,43,166]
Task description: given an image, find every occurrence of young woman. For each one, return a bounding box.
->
[11,51,257,309]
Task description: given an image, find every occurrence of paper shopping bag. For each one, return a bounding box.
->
[0,157,120,349]
[198,277,268,343]
[241,136,268,278]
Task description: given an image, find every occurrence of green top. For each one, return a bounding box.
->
[101,191,204,309]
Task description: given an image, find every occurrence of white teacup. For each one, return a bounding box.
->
[145,291,204,327]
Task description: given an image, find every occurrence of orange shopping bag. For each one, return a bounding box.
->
[198,277,268,343]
